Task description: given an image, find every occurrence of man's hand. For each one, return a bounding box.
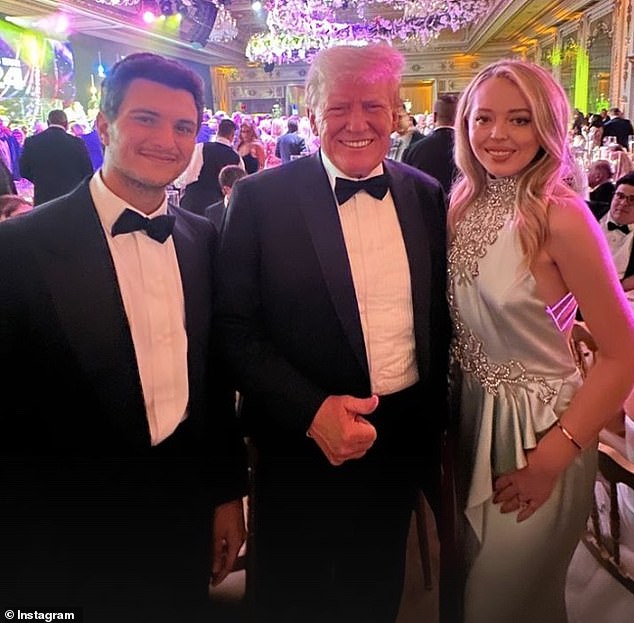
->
[307,394,379,465]
[210,498,246,586]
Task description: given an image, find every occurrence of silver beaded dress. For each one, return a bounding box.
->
[448,176,597,623]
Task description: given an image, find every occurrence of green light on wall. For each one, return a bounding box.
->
[575,47,589,112]
[550,46,562,67]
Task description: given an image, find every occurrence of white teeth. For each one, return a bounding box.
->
[488,150,512,156]
[344,139,371,148]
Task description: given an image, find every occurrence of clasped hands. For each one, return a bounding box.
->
[307,394,379,465]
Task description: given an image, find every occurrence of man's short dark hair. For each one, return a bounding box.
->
[100,53,204,127]
[217,118,237,138]
[434,95,458,125]
[218,164,247,189]
[47,109,68,127]
[287,118,299,133]
[615,172,634,189]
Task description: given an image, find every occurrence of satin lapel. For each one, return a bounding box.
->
[34,183,149,446]
[296,154,369,377]
[385,160,432,379]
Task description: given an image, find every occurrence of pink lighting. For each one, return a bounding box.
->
[143,10,157,23]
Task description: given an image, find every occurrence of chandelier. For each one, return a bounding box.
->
[209,4,238,41]
[246,0,490,65]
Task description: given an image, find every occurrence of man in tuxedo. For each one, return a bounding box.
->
[0,53,247,623]
[215,44,450,623]
[589,159,615,204]
[599,172,634,310]
[602,107,634,149]
[275,117,306,163]
[19,108,93,205]
[404,94,458,196]
[205,164,247,231]
[179,117,242,215]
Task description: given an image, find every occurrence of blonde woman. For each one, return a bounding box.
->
[447,60,634,623]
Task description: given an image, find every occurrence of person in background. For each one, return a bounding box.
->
[19,109,93,205]
[71,120,105,171]
[236,120,265,174]
[275,117,306,163]
[404,94,458,196]
[587,113,605,149]
[0,193,31,221]
[602,107,634,149]
[596,173,634,312]
[205,164,247,231]
[179,117,242,215]
[264,117,285,168]
[0,52,247,623]
[0,158,16,195]
[388,103,424,162]
[588,159,615,205]
[447,59,634,623]
[215,43,449,623]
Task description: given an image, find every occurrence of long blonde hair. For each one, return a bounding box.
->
[448,60,578,265]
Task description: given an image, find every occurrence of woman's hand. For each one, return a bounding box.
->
[493,448,560,522]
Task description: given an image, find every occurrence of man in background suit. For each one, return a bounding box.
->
[0,53,247,623]
[275,117,306,163]
[404,94,458,196]
[215,44,450,623]
[388,104,424,162]
[19,108,93,205]
[179,117,242,215]
[602,107,634,149]
[205,163,247,231]
[599,172,634,311]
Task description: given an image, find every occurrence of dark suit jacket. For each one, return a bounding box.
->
[215,152,449,505]
[275,130,306,163]
[404,126,457,196]
[205,198,226,231]
[602,117,634,148]
[19,126,93,205]
[180,141,241,215]
[0,181,247,614]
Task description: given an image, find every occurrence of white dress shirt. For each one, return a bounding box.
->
[321,152,418,395]
[600,212,634,309]
[90,172,189,445]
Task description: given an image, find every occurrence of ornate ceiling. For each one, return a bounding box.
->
[0,0,599,67]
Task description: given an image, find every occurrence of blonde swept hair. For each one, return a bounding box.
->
[448,59,580,265]
[305,44,404,120]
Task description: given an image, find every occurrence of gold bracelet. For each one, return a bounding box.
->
[556,421,583,451]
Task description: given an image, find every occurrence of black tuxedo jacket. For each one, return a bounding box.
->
[215,152,450,503]
[19,126,93,205]
[0,178,248,514]
[404,127,457,196]
[205,198,226,231]
[180,141,241,214]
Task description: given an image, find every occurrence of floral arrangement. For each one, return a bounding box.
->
[246,0,490,64]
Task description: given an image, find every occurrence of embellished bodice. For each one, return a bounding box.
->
[448,176,578,395]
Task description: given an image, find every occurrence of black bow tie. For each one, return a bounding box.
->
[334,174,389,205]
[607,221,630,234]
[111,209,176,243]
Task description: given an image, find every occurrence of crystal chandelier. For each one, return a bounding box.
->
[209,5,238,42]
[92,0,141,5]
[247,0,490,64]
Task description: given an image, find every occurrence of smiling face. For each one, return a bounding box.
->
[97,78,198,212]
[610,183,634,225]
[308,78,397,178]
[468,76,541,178]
